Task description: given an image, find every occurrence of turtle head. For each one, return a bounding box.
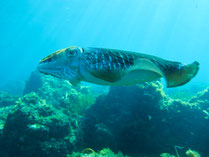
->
[38,46,83,80]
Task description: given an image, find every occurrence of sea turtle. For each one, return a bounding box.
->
[38,46,199,87]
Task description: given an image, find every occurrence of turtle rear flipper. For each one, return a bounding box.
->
[165,61,199,88]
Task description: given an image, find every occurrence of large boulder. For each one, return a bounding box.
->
[83,82,167,155]
[0,92,80,157]
[82,82,209,156]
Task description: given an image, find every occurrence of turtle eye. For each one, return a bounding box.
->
[66,48,77,57]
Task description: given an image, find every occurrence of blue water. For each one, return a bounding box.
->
[0,0,209,86]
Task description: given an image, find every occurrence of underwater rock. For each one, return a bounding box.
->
[24,71,97,115]
[83,81,209,156]
[0,106,14,142]
[0,92,80,157]
[4,70,209,156]
[164,83,207,101]
[83,82,167,155]
[0,92,17,142]
[189,87,209,110]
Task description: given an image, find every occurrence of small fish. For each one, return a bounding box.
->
[38,46,199,87]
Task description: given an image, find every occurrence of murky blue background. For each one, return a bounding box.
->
[0,0,208,87]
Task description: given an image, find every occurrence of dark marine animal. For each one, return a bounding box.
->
[38,46,199,87]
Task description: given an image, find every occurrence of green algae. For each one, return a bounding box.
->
[68,148,130,157]
[0,92,80,156]
[26,73,98,115]
[164,83,207,101]
[160,153,175,157]
[82,81,209,156]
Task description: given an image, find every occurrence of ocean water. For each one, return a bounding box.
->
[0,0,209,157]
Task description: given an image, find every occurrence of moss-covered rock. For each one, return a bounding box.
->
[190,87,209,110]
[0,106,13,141]
[24,71,98,115]
[83,82,167,155]
[164,83,207,101]
[0,92,80,157]
[82,82,209,156]
[0,92,17,139]
[2,70,209,157]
